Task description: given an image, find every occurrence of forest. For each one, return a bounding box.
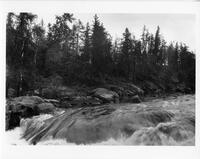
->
[6,13,195,98]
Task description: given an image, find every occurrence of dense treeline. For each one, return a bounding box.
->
[6,13,195,97]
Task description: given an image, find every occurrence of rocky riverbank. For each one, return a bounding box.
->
[6,83,144,130]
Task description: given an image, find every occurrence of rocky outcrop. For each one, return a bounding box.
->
[6,96,56,130]
[20,95,195,145]
[20,104,175,145]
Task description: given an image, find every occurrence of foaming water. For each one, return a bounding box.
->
[6,124,194,146]
[6,127,28,145]
[6,95,195,146]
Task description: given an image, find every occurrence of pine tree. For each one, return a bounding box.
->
[120,28,133,79]
[47,13,74,43]
[82,22,91,63]
[91,14,112,76]
[153,26,162,68]
[15,13,37,95]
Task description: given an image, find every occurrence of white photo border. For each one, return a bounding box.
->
[0,1,200,159]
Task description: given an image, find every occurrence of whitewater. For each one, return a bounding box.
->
[5,94,195,146]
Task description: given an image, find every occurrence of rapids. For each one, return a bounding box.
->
[6,94,195,145]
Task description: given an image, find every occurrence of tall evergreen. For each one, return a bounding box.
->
[91,15,112,76]
[119,28,133,79]
[82,22,91,63]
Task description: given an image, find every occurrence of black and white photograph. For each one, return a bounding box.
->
[0,0,200,159]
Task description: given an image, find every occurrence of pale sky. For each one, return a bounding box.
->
[36,13,196,51]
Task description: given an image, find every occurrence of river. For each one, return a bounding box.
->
[6,94,195,145]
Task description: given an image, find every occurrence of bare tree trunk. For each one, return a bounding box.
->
[19,40,25,96]
[133,57,136,83]
[33,43,38,92]
[76,33,79,55]
[34,47,38,65]
[19,71,23,94]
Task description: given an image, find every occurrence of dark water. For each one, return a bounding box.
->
[6,95,195,145]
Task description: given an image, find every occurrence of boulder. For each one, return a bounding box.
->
[37,102,55,114]
[8,96,44,111]
[91,88,119,103]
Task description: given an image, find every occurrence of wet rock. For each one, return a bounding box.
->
[91,88,119,103]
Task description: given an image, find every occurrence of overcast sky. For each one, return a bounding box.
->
[37,13,196,51]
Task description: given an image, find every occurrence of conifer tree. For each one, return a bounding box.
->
[91,15,112,76]
[82,22,91,63]
[120,28,133,79]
